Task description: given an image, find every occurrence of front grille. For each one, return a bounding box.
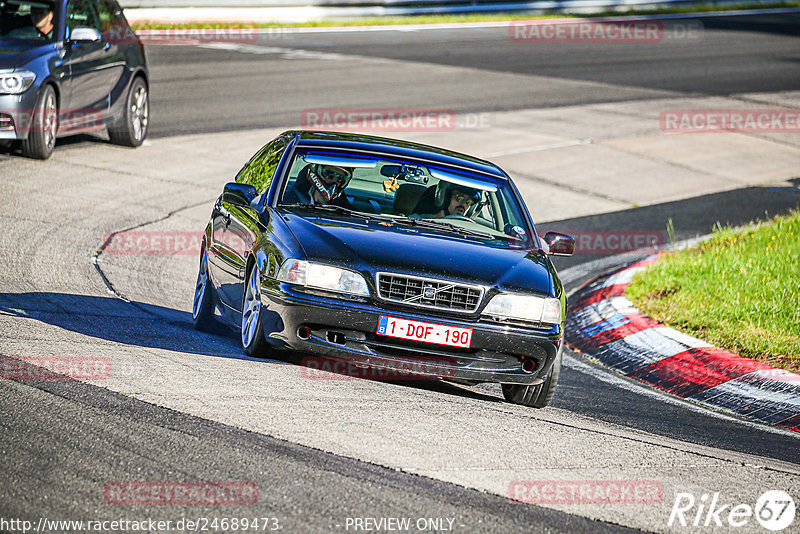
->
[377,273,484,313]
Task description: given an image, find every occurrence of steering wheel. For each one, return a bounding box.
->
[442,215,472,222]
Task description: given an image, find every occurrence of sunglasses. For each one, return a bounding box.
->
[318,166,351,185]
[452,191,477,207]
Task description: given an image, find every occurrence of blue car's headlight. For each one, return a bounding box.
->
[482,293,561,325]
[276,259,370,297]
[0,70,36,95]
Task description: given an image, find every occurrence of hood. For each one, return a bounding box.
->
[281,212,554,296]
[0,41,56,70]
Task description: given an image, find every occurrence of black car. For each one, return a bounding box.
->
[193,131,575,408]
[0,0,148,159]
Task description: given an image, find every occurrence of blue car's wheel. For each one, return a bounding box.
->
[21,84,57,160]
[109,76,148,147]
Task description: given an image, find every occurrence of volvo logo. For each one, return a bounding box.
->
[422,285,436,300]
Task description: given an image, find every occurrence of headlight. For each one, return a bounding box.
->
[483,293,562,325]
[276,259,369,297]
[0,71,36,95]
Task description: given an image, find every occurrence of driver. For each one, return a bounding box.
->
[414,182,480,219]
[30,5,54,38]
[282,163,354,209]
[5,3,55,40]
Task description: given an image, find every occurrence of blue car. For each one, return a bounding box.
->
[193,131,576,408]
[0,0,148,158]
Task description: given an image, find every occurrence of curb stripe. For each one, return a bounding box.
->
[571,283,627,311]
[566,256,800,432]
[628,347,771,398]
[691,371,800,422]
[572,312,661,352]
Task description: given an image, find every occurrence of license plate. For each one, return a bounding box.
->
[376,316,472,348]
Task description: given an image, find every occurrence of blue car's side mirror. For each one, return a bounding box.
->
[69,26,102,43]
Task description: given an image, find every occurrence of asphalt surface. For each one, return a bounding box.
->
[1,11,799,534]
[1,370,634,534]
[142,13,800,137]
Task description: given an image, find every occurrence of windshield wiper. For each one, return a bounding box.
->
[394,217,496,240]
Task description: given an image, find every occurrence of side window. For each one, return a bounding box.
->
[236,137,287,195]
[96,0,124,41]
[66,0,101,34]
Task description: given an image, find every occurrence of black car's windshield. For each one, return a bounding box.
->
[0,0,58,42]
[278,149,535,247]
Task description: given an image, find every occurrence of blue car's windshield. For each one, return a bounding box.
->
[0,0,58,42]
[278,149,535,247]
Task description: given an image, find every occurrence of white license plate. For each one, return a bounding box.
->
[376,316,473,348]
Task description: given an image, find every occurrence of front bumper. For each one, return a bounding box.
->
[0,88,39,139]
[260,283,562,385]
[0,89,40,140]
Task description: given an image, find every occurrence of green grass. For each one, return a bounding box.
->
[626,211,800,372]
[130,2,800,30]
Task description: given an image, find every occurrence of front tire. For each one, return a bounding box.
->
[21,84,57,160]
[108,76,148,147]
[241,264,270,357]
[502,346,562,408]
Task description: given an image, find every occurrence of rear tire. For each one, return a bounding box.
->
[21,84,57,160]
[241,264,270,357]
[192,247,217,332]
[502,345,562,408]
[108,76,148,147]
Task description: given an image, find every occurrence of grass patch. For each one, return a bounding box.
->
[626,211,800,372]
[130,2,800,30]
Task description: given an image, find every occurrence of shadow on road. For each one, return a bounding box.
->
[0,291,246,359]
[0,290,498,403]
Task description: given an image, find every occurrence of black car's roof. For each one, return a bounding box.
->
[286,130,509,180]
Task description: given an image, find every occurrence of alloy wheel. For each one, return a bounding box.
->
[43,90,57,151]
[242,267,262,348]
[130,84,148,142]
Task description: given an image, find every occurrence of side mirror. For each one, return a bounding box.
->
[222,182,258,208]
[542,231,575,256]
[69,26,102,43]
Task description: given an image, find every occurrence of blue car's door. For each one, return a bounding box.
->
[62,0,124,123]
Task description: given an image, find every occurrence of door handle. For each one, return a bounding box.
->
[102,42,111,51]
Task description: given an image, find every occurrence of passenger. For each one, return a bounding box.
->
[412,182,481,219]
[282,163,354,209]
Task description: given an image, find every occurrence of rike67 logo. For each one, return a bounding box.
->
[668,490,795,531]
